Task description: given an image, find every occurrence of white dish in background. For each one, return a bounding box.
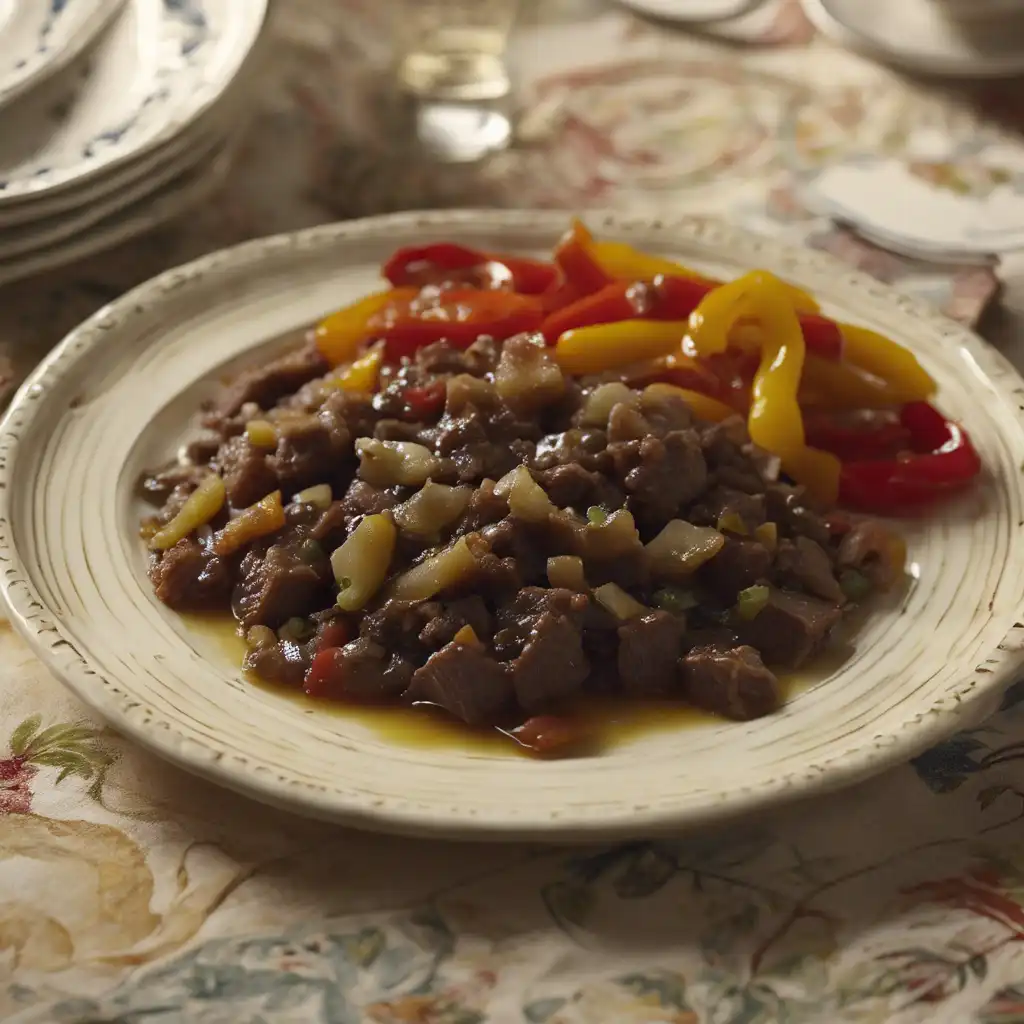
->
[2,209,1024,842]
[0,0,125,110]
[613,0,765,22]
[0,136,239,287]
[801,0,1024,78]
[0,0,267,203]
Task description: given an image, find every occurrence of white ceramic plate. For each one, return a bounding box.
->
[0,0,125,110]
[613,0,765,23]
[0,0,267,203]
[0,133,239,286]
[800,0,1024,78]
[2,210,1024,842]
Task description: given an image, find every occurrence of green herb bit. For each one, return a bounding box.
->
[735,584,770,621]
[586,505,608,525]
[839,569,872,602]
[278,617,313,642]
[653,586,699,615]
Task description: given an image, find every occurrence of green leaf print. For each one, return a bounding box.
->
[618,970,691,1011]
[340,927,385,968]
[8,715,41,756]
[523,997,567,1023]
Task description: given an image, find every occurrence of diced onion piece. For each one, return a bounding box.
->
[641,382,735,425]
[355,437,439,487]
[392,481,473,536]
[148,474,226,551]
[579,382,637,427]
[331,513,397,611]
[294,484,333,511]
[584,507,641,558]
[735,584,770,621]
[594,582,647,621]
[499,465,555,523]
[547,555,588,592]
[453,624,481,646]
[445,373,496,414]
[494,334,565,409]
[645,519,725,578]
[246,625,277,650]
[213,490,287,556]
[754,521,777,552]
[245,419,277,448]
[388,534,481,602]
[717,511,748,536]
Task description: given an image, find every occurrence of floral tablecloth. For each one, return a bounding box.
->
[4,3,1024,1021]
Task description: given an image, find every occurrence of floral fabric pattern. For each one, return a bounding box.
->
[3,1,1024,1022]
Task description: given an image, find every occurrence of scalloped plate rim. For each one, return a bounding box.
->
[2,208,1023,842]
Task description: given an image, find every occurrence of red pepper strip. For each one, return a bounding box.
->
[316,620,351,653]
[540,282,639,343]
[805,414,912,461]
[552,219,615,297]
[838,402,982,512]
[402,379,447,420]
[542,274,845,358]
[370,289,544,360]
[382,243,559,295]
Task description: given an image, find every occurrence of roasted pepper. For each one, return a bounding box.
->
[688,271,841,503]
[382,242,559,295]
[543,274,844,357]
[552,219,615,297]
[839,402,982,512]
[589,237,821,314]
[839,323,936,402]
[371,288,544,360]
[314,289,417,366]
[326,344,383,393]
[641,382,737,423]
[554,320,688,375]
[799,354,924,410]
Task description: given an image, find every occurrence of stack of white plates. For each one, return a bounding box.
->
[0,0,272,287]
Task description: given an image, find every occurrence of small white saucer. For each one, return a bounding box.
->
[801,0,1024,78]
[614,0,766,24]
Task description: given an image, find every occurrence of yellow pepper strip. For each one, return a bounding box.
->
[800,354,922,409]
[213,490,287,557]
[642,382,736,423]
[554,320,686,375]
[148,474,226,552]
[148,473,226,552]
[591,239,820,314]
[326,343,383,394]
[689,271,840,504]
[838,323,937,401]
[314,291,396,366]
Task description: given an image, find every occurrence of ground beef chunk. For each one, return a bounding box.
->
[318,389,377,445]
[243,638,313,688]
[271,418,338,493]
[456,480,508,533]
[680,645,781,720]
[140,463,207,504]
[149,538,232,610]
[699,421,765,494]
[373,418,426,443]
[216,343,328,417]
[617,611,687,696]
[216,435,279,509]
[232,541,331,628]
[774,536,845,604]
[335,480,402,526]
[732,587,842,667]
[417,596,493,649]
[405,641,514,725]
[319,637,416,702]
[493,587,589,656]
[690,486,767,531]
[414,340,477,375]
[532,429,611,474]
[700,538,773,601]
[765,483,832,548]
[610,429,707,528]
[510,611,590,711]
[533,463,624,512]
